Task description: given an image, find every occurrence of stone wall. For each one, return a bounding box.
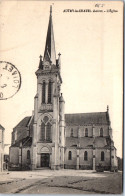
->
[64,148,77,169]
[12,127,29,145]
[21,147,31,170]
[65,125,109,138]
[9,147,19,170]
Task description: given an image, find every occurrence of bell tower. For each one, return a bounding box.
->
[31,6,65,170]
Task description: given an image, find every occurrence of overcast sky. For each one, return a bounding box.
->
[0,1,123,157]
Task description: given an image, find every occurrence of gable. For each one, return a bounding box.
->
[14,117,31,129]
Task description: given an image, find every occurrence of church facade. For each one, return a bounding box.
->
[9,7,118,171]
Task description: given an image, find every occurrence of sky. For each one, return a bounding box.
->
[0,1,123,157]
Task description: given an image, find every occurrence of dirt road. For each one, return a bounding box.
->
[0,170,123,194]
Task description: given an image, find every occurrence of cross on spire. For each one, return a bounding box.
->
[50,5,52,16]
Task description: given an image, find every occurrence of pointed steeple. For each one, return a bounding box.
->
[43,6,56,65]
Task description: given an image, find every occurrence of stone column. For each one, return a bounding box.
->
[33,123,37,145]
[34,96,38,123]
[60,147,64,168]
[92,125,96,171]
[31,121,37,170]
[59,93,65,169]
[19,142,23,170]
[38,83,42,107]
[92,124,95,137]
[51,146,55,169]
[53,82,58,169]
[111,146,115,171]
[93,149,96,171]
[76,148,80,170]
[31,146,37,170]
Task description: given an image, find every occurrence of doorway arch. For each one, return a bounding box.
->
[40,146,51,167]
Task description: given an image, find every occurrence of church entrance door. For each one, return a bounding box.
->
[41,153,50,167]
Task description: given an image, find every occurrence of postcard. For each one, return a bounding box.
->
[0,1,123,194]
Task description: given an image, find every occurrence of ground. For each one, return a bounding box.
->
[0,170,123,194]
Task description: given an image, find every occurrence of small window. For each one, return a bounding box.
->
[48,81,52,103]
[85,128,88,137]
[84,151,88,161]
[42,81,46,103]
[71,128,73,137]
[68,151,72,160]
[27,150,30,159]
[100,128,103,137]
[46,122,51,141]
[41,122,45,141]
[101,151,104,161]
[15,131,17,141]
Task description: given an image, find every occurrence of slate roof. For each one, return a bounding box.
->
[11,137,32,147]
[66,137,111,148]
[14,111,109,130]
[65,112,109,126]
[14,117,32,129]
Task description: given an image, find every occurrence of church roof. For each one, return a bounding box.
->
[0,124,5,130]
[11,137,32,147]
[65,112,109,126]
[66,137,111,148]
[13,111,109,130]
[14,116,31,129]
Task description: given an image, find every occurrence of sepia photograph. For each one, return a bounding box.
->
[0,1,123,194]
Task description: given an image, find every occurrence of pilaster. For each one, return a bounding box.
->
[38,83,42,107]
[76,148,80,170]
[93,149,96,171]
[92,125,96,171]
[33,123,37,145]
[31,146,37,170]
[34,96,38,123]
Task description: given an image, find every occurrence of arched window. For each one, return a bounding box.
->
[46,122,51,141]
[15,131,17,141]
[42,81,46,103]
[100,128,103,137]
[85,128,88,137]
[27,150,30,159]
[71,128,73,137]
[43,116,49,123]
[84,151,88,161]
[41,122,45,141]
[68,151,72,160]
[41,119,52,142]
[101,151,104,161]
[48,81,52,103]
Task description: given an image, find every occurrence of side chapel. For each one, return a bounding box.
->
[9,6,118,171]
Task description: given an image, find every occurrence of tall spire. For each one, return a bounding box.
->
[43,5,56,65]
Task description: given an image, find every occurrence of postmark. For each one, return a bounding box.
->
[0,61,21,100]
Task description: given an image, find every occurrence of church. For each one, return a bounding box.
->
[9,6,118,171]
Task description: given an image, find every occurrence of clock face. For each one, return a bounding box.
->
[0,61,21,100]
[44,65,50,70]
